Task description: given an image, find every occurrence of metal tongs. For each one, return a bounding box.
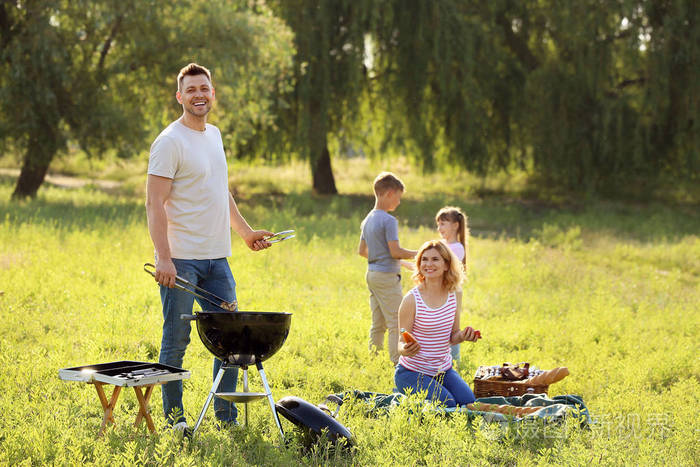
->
[143,263,237,311]
[264,229,295,244]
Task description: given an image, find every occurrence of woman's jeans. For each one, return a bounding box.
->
[394,364,475,407]
[450,344,460,364]
[159,258,238,425]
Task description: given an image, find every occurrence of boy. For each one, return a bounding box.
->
[358,172,417,365]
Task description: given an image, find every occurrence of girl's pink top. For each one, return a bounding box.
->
[447,241,465,261]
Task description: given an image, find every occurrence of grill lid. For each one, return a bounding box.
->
[275,396,355,447]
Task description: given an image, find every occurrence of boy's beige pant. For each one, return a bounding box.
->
[366,270,403,365]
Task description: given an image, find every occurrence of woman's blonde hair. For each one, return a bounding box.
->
[412,240,464,292]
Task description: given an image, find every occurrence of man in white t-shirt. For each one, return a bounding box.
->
[146,63,272,430]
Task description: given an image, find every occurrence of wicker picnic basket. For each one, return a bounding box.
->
[473,365,549,398]
[473,378,549,398]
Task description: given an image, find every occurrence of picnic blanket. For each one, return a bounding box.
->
[334,391,591,427]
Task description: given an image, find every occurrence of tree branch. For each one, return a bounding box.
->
[495,11,539,72]
[602,28,635,44]
[617,77,646,89]
[604,77,648,98]
[0,2,18,51]
[97,14,123,72]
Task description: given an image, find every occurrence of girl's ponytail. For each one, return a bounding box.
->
[458,211,468,269]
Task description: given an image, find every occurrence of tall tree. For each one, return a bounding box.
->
[0,0,292,199]
[264,0,698,195]
[268,0,374,194]
[492,0,700,191]
[643,0,699,181]
[265,1,527,189]
[369,1,506,173]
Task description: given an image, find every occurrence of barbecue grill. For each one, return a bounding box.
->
[183,310,292,437]
[143,264,292,438]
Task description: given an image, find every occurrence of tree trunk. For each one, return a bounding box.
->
[312,145,338,195]
[308,95,338,195]
[11,136,55,200]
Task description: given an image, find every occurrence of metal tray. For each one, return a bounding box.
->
[215,391,268,403]
[59,360,190,387]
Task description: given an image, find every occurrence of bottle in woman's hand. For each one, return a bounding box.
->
[400,328,421,356]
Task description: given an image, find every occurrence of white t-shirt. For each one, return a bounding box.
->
[148,120,231,259]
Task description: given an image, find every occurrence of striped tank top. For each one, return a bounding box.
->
[398,287,456,376]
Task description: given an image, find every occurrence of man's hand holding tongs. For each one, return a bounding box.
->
[243,229,273,251]
[155,258,177,288]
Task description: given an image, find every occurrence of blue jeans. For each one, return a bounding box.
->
[159,258,239,425]
[450,344,460,364]
[394,364,475,407]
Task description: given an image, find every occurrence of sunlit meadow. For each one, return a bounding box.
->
[0,158,698,465]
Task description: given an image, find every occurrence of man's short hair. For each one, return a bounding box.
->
[177,63,212,91]
[373,172,405,196]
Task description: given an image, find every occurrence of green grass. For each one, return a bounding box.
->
[0,160,698,466]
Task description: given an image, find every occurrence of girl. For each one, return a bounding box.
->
[436,206,468,268]
[394,240,479,407]
[435,206,468,363]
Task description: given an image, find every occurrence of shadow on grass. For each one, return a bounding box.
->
[2,175,698,242]
[242,190,700,243]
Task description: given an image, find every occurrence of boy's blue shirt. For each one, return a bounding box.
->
[360,209,400,273]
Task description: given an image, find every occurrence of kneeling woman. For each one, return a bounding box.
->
[395,240,479,407]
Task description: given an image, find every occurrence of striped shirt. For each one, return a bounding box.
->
[399,287,456,376]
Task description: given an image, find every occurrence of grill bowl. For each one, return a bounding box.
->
[191,311,291,366]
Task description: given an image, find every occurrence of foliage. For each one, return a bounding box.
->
[368,1,502,173]
[0,0,292,198]
[364,0,700,192]
[1,1,698,198]
[200,2,294,159]
[264,0,378,193]
[0,161,698,465]
[263,0,700,194]
[515,0,700,191]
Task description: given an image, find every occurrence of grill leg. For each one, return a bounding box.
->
[243,367,249,426]
[256,361,285,440]
[192,366,226,435]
